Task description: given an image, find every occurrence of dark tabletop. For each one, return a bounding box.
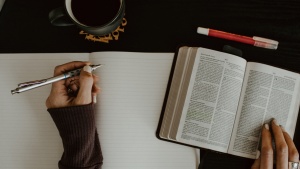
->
[1,0,299,168]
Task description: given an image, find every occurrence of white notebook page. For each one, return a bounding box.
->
[0,53,89,169]
[0,52,197,169]
[90,52,197,169]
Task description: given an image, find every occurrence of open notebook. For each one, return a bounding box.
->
[0,52,198,169]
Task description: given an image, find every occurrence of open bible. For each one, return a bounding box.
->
[159,46,300,159]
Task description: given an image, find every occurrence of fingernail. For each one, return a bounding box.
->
[83,65,92,73]
[256,150,261,159]
[264,124,269,130]
[93,95,97,103]
[280,125,286,132]
[273,119,279,126]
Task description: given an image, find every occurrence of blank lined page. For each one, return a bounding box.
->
[0,52,197,169]
[0,53,89,169]
[90,52,197,169]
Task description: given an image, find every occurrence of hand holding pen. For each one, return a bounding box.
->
[46,61,101,108]
[12,61,101,108]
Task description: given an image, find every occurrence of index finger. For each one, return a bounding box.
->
[271,119,288,169]
[51,61,90,91]
[53,61,90,76]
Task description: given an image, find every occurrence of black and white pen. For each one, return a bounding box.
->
[11,64,102,94]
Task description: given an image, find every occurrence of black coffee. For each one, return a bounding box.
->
[71,0,120,27]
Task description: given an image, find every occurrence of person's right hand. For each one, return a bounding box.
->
[46,61,100,109]
[251,119,299,169]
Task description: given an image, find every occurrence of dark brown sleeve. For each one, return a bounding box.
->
[48,104,103,169]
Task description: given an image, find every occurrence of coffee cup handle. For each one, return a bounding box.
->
[49,7,74,26]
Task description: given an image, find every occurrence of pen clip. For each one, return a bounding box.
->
[18,79,47,88]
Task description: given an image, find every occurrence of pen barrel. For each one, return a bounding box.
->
[11,64,102,94]
[209,29,255,45]
[45,74,66,84]
[14,74,65,93]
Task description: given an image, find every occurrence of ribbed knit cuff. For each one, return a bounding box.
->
[48,104,103,169]
[48,104,96,137]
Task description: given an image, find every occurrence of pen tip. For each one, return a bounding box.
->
[91,64,103,70]
[11,90,17,95]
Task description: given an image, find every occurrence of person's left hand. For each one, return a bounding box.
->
[46,61,100,109]
[251,119,299,169]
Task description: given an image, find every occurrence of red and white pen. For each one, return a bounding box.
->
[197,27,279,50]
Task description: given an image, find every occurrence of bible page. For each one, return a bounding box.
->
[89,52,198,169]
[228,62,300,159]
[176,48,247,152]
[0,53,89,169]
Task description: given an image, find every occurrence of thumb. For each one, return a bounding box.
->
[73,65,94,105]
